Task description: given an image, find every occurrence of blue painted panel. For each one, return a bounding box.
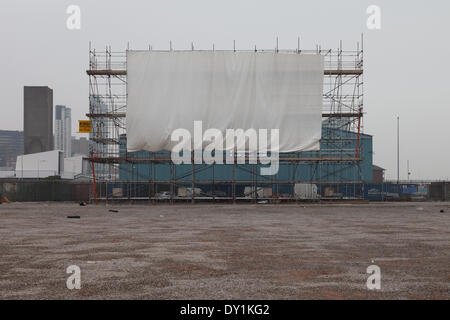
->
[118,127,374,183]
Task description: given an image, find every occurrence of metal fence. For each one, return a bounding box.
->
[90,181,440,203]
[0,180,90,202]
[1,180,447,203]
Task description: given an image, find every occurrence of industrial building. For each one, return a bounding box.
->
[0,130,23,169]
[71,137,89,157]
[117,124,373,199]
[13,150,88,179]
[63,155,90,179]
[23,86,54,155]
[372,165,385,183]
[86,43,370,201]
[15,150,64,179]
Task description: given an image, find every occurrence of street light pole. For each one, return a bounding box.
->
[407,160,410,182]
[397,116,400,185]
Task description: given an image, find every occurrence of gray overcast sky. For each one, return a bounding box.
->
[0,0,449,180]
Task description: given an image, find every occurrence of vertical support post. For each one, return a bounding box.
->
[356,111,362,158]
[128,177,131,202]
[191,151,195,204]
[212,164,215,201]
[397,116,400,186]
[407,160,410,182]
[91,153,98,205]
[152,161,156,204]
[319,160,322,200]
[232,152,236,204]
[292,160,295,201]
[254,164,257,204]
[170,162,174,204]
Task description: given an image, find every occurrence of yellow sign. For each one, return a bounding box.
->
[79,120,92,133]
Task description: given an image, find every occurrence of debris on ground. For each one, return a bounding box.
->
[0,197,12,204]
[2,202,449,300]
[79,202,87,206]
[109,209,119,213]
[67,216,81,219]
[440,209,445,213]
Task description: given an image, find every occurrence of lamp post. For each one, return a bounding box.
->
[407,160,411,182]
[397,116,400,185]
[397,116,400,196]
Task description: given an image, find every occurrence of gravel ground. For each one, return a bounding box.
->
[0,202,449,300]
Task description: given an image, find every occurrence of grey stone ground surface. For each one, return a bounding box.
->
[0,202,449,300]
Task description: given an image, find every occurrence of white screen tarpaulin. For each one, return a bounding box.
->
[126,51,323,153]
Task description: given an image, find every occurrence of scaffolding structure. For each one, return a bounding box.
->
[86,39,365,202]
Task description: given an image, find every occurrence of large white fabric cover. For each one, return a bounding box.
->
[126,51,323,152]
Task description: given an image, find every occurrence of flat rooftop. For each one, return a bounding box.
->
[0,202,449,299]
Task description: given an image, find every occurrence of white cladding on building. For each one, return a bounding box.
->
[15,150,64,179]
[62,155,89,179]
[14,151,88,179]
[55,105,72,158]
